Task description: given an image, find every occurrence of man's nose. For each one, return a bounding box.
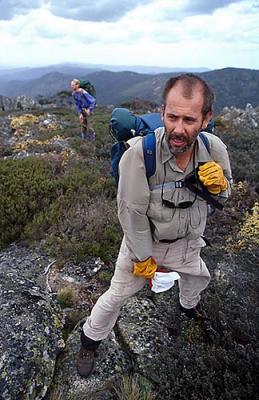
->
[174,118,184,132]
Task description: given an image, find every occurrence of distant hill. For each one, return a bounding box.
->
[0,72,73,98]
[0,67,259,113]
[0,64,100,81]
[201,67,259,113]
[0,63,209,80]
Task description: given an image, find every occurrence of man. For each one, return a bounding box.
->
[71,79,96,142]
[77,74,232,378]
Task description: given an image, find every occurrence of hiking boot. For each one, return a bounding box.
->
[76,346,96,378]
[179,303,207,320]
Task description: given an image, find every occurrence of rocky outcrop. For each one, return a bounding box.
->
[115,249,259,399]
[221,103,259,130]
[45,243,259,400]
[36,92,74,110]
[46,325,131,400]
[0,244,64,400]
[0,112,72,155]
[0,95,40,112]
[0,219,258,400]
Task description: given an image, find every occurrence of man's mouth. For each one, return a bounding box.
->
[169,136,187,147]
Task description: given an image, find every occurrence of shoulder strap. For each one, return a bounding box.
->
[142,132,210,180]
[142,133,156,178]
[198,132,210,154]
[185,178,224,210]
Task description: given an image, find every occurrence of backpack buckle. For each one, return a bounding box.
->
[175,180,185,188]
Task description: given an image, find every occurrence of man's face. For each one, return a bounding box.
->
[162,83,212,154]
[71,81,78,92]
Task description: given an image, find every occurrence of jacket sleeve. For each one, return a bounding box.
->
[117,139,153,261]
[82,91,96,112]
[73,93,83,113]
[210,135,232,201]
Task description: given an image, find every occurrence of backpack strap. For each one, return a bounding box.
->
[143,133,223,210]
[185,177,224,210]
[142,132,210,181]
[142,133,156,178]
[198,132,210,154]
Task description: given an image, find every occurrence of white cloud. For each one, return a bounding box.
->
[48,0,153,22]
[0,0,45,20]
[0,0,258,69]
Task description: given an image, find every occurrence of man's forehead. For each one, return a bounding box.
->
[169,80,204,98]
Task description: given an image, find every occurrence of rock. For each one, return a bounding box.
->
[114,250,259,400]
[0,244,64,400]
[0,95,40,112]
[221,104,259,130]
[46,322,131,400]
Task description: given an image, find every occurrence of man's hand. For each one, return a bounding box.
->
[133,257,157,279]
[83,108,91,116]
[198,161,228,194]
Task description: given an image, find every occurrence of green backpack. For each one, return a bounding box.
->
[79,80,96,98]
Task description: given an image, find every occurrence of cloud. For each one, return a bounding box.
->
[0,0,44,20]
[182,0,243,15]
[48,0,153,22]
[0,0,258,70]
[0,0,153,22]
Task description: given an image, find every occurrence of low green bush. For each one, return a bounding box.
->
[216,126,259,183]
[0,107,120,262]
[0,157,55,248]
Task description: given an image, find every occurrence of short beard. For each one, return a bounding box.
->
[165,132,197,155]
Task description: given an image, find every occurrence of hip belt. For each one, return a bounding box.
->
[159,237,183,244]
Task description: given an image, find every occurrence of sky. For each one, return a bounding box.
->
[0,0,259,70]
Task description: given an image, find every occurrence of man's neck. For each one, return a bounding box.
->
[175,147,194,171]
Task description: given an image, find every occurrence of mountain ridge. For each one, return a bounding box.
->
[1,67,259,113]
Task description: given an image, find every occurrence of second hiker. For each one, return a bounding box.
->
[71,78,96,142]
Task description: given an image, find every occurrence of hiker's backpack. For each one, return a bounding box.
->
[110,108,163,185]
[79,80,96,98]
[204,119,215,134]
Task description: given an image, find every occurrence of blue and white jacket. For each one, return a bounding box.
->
[72,89,96,114]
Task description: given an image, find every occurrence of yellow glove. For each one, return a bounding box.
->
[198,161,228,194]
[133,257,157,279]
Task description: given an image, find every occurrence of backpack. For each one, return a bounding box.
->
[204,119,215,133]
[110,108,163,185]
[79,80,96,98]
[109,108,210,186]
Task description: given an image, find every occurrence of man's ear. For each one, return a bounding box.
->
[202,111,213,130]
[161,104,165,120]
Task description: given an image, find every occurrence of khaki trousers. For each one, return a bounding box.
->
[83,236,211,341]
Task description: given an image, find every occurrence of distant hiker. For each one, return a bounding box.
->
[76,74,232,378]
[71,78,96,142]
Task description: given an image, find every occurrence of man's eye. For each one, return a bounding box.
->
[185,119,195,124]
